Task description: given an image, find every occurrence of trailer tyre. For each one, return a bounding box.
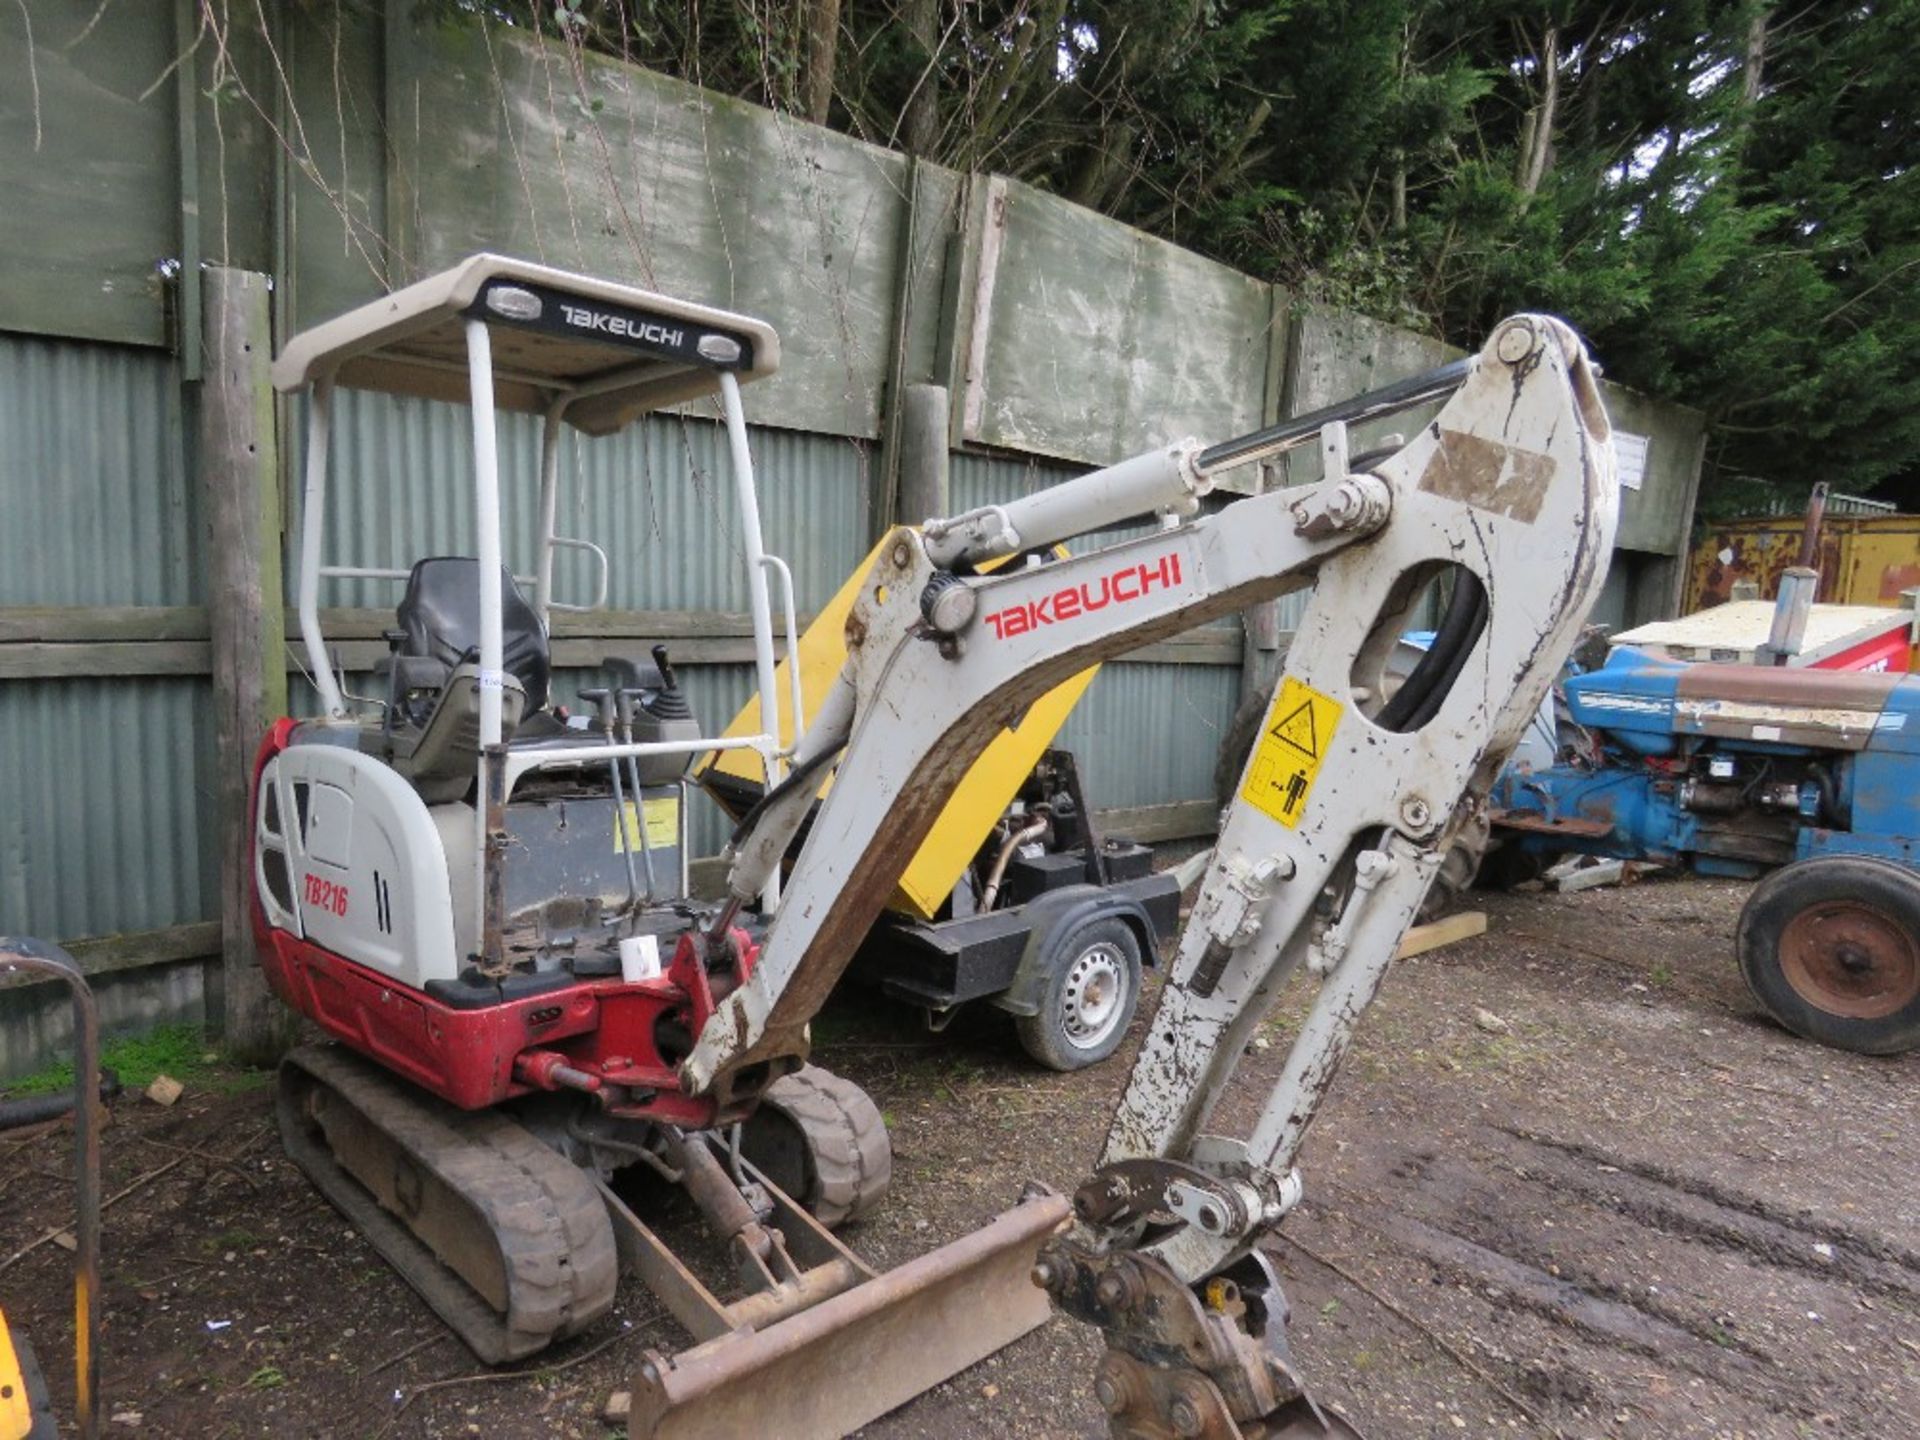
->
[1737,856,1920,1056]
[740,1065,892,1228]
[1016,917,1143,1071]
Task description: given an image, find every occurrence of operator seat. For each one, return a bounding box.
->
[381,558,552,802]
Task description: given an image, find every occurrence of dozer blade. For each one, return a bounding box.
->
[277,1044,619,1364]
[629,1189,1071,1439]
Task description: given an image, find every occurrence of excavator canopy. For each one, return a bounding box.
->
[271,253,781,436]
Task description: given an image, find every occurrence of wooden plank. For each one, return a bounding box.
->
[201,267,293,1064]
[29,799,1221,986]
[315,608,807,642]
[0,607,210,643]
[1123,629,1243,667]
[0,637,1240,680]
[0,2,176,345]
[396,22,907,440]
[1394,910,1488,961]
[1097,800,1221,845]
[0,642,212,679]
[895,384,952,529]
[966,179,1273,469]
[0,923,222,988]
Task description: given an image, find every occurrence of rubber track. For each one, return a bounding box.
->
[759,1065,892,1227]
[277,1045,617,1364]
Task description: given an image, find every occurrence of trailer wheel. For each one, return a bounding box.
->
[740,1065,892,1228]
[1737,856,1920,1056]
[1016,917,1142,1071]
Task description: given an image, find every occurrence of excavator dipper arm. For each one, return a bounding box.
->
[691,314,1618,1435]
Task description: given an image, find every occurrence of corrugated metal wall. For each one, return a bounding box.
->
[0,677,215,938]
[0,336,199,606]
[303,392,874,613]
[0,335,216,1072]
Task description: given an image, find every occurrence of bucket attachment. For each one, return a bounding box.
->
[609,1173,1071,1440]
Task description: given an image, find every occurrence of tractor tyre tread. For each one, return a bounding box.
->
[1736,856,1920,1057]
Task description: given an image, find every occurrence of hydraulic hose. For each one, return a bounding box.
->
[725,736,850,850]
[1376,570,1489,733]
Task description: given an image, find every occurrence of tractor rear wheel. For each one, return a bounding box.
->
[739,1065,891,1228]
[1737,855,1920,1056]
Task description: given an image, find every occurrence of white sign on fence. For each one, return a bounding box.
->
[1615,430,1649,491]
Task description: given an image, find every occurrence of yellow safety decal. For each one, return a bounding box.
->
[616,796,681,853]
[1240,676,1343,829]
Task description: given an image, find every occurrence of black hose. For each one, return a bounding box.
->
[0,1068,121,1133]
[1404,578,1490,731]
[1376,570,1489,733]
[725,737,850,849]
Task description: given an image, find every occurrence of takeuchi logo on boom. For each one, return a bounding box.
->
[982,552,1184,640]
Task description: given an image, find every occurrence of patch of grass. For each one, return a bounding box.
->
[2,1023,269,1098]
[1649,960,1675,987]
[243,1366,287,1390]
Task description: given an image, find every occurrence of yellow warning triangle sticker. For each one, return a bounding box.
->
[1270,699,1320,759]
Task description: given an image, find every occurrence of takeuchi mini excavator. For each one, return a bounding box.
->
[254,254,1617,1439]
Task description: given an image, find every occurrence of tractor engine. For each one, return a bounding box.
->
[1488,646,1917,879]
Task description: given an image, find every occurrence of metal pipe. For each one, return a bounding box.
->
[534,397,571,629]
[922,443,1208,568]
[466,319,506,953]
[1195,356,1473,475]
[1797,481,1830,569]
[718,372,785,906]
[500,734,768,793]
[296,376,344,718]
[759,554,806,754]
[616,695,660,898]
[1766,566,1819,665]
[582,690,642,910]
[0,938,101,1440]
[980,814,1049,911]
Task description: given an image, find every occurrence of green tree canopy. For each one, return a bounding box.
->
[484,0,1920,513]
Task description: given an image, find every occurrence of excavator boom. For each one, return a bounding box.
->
[691,314,1618,1432]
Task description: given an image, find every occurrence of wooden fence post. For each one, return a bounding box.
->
[897,384,951,525]
[200,266,293,1065]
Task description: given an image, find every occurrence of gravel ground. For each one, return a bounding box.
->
[3,870,1916,1439]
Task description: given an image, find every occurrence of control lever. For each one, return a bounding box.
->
[615,688,661,896]
[648,643,694,720]
[580,686,641,911]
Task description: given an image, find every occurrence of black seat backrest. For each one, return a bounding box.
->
[396,558,550,712]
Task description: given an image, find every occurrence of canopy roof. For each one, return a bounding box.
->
[271,254,781,436]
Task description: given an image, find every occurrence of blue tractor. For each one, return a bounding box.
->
[1486,648,1920,1055]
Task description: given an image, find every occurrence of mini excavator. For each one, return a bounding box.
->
[255,255,1617,1438]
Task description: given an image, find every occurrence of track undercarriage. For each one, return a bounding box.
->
[276,1043,1067,1436]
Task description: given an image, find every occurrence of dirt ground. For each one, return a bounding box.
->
[4,871,1917,1439]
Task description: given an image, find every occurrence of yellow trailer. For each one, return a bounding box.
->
[1687,512,1920,613]
[700,535,1182,1070]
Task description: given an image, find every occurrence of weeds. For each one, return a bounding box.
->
[2,1024,269,1098]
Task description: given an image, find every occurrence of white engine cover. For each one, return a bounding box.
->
[255,741,463,989]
